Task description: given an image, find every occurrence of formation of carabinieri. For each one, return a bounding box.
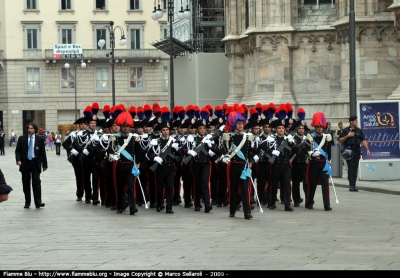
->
[62,102,333,220]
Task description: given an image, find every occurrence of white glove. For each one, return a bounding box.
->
[179,137,186,142]
[154,156,163,164]
[203,139,213,148]
[150,139,158,145]
[132,133,139,138]
[187,135,194,143]
[219,125,225,132]
[222,155,230,163]
[251,141,255,148]
[141,133,148,139]
[266,136,275,143]
[253,155,259,163]
[286,134,294,143]
[272,150,280,156]
[172,143,179,151]
[113,152,120,161]
[188,150,197,157]
[82,149,89,156]
[92,134,99,142]
[205,134,212,140]
[312,150,321,157]
[208,150,215,157]
[71,149,79,156]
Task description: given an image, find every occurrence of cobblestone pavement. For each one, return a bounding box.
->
[1,150,400,270]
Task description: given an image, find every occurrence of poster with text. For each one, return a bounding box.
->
[359,101,399,160]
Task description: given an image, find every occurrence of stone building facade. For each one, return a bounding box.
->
[223,0,400,124]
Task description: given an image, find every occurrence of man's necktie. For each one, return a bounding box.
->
[28,136,33,160]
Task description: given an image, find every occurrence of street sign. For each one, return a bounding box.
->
[53,44,83,59]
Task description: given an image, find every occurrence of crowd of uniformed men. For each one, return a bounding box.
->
[62,101,334,220]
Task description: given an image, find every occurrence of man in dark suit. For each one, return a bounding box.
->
[15,122,48,209]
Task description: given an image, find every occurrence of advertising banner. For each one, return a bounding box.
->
[359,101,399,160]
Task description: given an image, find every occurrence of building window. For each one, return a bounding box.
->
[96,67,109,91]
[61,68,75,91]
[61,0,72,10]
[62,29,72,44]
[304,0,335,4]
[130,67,143,90]
[129,0,140,10]
[27,29,38,49]
[95,0,106,10]
[27,0,37,9]
[163,0,167,10]
[97,29,106,49]
[163,66,169,90]
[130,29,141,49]
[26,68,40,92]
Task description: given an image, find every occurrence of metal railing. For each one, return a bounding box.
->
[45,49,168,60]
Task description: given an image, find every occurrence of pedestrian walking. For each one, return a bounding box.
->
[54,131,62,156]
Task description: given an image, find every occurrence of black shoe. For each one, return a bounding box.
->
[172,201,178,206]
[236,204,241,211]
[251,205,255,210]
[35,203,45,209]
[211,200,216,206]
[216,203,222,207]
[324,206,332,211]
[244,214,253,219]
[262,201,268,206]
[305,204,313,209]
[76,197,82,201]
[110,206,117,210]
[184,203,191,208]
[229,213,235,217]
[349,187,359,192]
[156,205,165,212]
[280,201,284,204]
[175,198,182,204]
[294,203,300,207]
[194,206,201,211]
[205,205,212,213]
[122,201,129,211]
[299,198,304,204]
[285,206,294,211]
[166,209,174,214]
[137,201,143,207]
[150,203,156,209]
[92,200,100,205]
[130,207,138,215]
[85,199,91,204]
[223,200,229,206]
[117,209,123,213]
[105,204,111,208]
[275,197,279,202]
[101,201,106,206]
[24,203,30,209]
[269,205,276,210]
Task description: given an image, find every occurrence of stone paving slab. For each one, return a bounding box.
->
[1,151,400,270]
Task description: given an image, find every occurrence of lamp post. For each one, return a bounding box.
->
[97,21,127,106]
[349,0,356,116]
[64,52,86,121]
[151,0,191,111]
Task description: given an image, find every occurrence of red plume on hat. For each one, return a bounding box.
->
[240,104,248,118]
[114,111,134,127]
[144,104,152,119]
[214,105,224,118]
[118,104,127,112]
[91,102,100,115]
[255,103,263,116]
[200,107,210,120]
[83,106,92,118]
[137,106,144,121]
[286,103,294,119]
[225,105,235,116]
[110,106,116,118]
[186,104,195,119]
[128,106,137,119]
[235,105,244,115]
[222,103,228,113]
[277,104,287,120]
[205,104,213,117]
[177,106,186,120]
[194,105,200,119]
[263,103,276,119]
[310,112,327,128]
[297,108,306,121]
[153,102,161,117]
[113,105,124,119]
[225,111,246,132]
[161,106,170,121]
[249,108,259,122]
[102,105,111,119]
[233,103,239,110]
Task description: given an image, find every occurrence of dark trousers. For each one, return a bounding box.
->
[217,161,228,205]
[269,163,292,208]
[0,142,4,155]
[307,160,330,208]
[72,160,84,198]
[227,162,251,216]
[22,159,42,205]
[173,162,183,202]
[55,142,61,155]
[255,161,269,204]
[291,162,308,204]
[82,158,98,201]
[115,162,136,210]
[105,162,116,206]
[155,165,175,210]
[182,162,194,205]
[191,161,212,207]
[347,150,361,187]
